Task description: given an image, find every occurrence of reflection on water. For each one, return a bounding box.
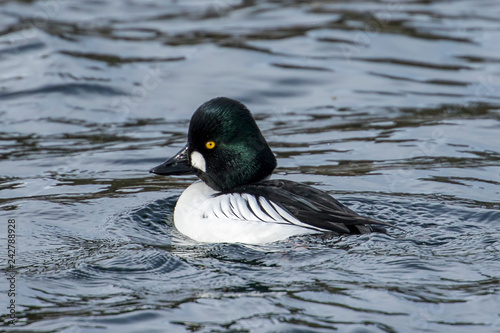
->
[1,0,500,332]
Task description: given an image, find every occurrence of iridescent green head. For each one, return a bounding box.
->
[151,97,277,191]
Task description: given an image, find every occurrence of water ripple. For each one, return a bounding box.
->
[0,83,125,99]
[2,0,500,331]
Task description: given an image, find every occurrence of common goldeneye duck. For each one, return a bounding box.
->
[150,97,397,244]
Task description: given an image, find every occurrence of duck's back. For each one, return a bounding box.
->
[225,179,383,235]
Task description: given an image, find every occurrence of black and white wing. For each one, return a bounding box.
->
[206,191,324,231]
[217,179,399,235]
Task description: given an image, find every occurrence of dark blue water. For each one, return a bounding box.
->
[1,0,500,332]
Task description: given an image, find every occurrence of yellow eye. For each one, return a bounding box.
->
[205,141,216,149]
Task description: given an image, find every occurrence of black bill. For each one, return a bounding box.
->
[149,144,196,175]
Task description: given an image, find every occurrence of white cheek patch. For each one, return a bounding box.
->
[190,151,206,172]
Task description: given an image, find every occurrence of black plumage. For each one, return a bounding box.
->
[223,179,397,235]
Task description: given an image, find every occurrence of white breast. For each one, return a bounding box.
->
[173,181,321,244]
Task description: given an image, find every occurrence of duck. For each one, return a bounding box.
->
[150,97,397,244]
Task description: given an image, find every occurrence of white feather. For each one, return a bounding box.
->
[258,196,282,222]
[173,181,320,244]
[228,194,245,220]
[270,201,323,230]
[190,151,206,172]
[242,194,269,222]
[219,195,236,219]
[232,194,256,221]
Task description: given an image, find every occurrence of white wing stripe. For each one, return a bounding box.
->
[232,194,256,221]
[270,201,323,230]
[220,195,237,219]
[270,201,299,224]
[206,193,321,231]
[258,197,283,222]
[229,194,245,220]
[211,200,224,219]
[243,194,268,222]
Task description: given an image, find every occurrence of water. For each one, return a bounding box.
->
[1,0,500,332]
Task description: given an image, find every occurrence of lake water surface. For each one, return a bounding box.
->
[1,0,500,332]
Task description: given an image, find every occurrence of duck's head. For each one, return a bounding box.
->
[150,97,277,191]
